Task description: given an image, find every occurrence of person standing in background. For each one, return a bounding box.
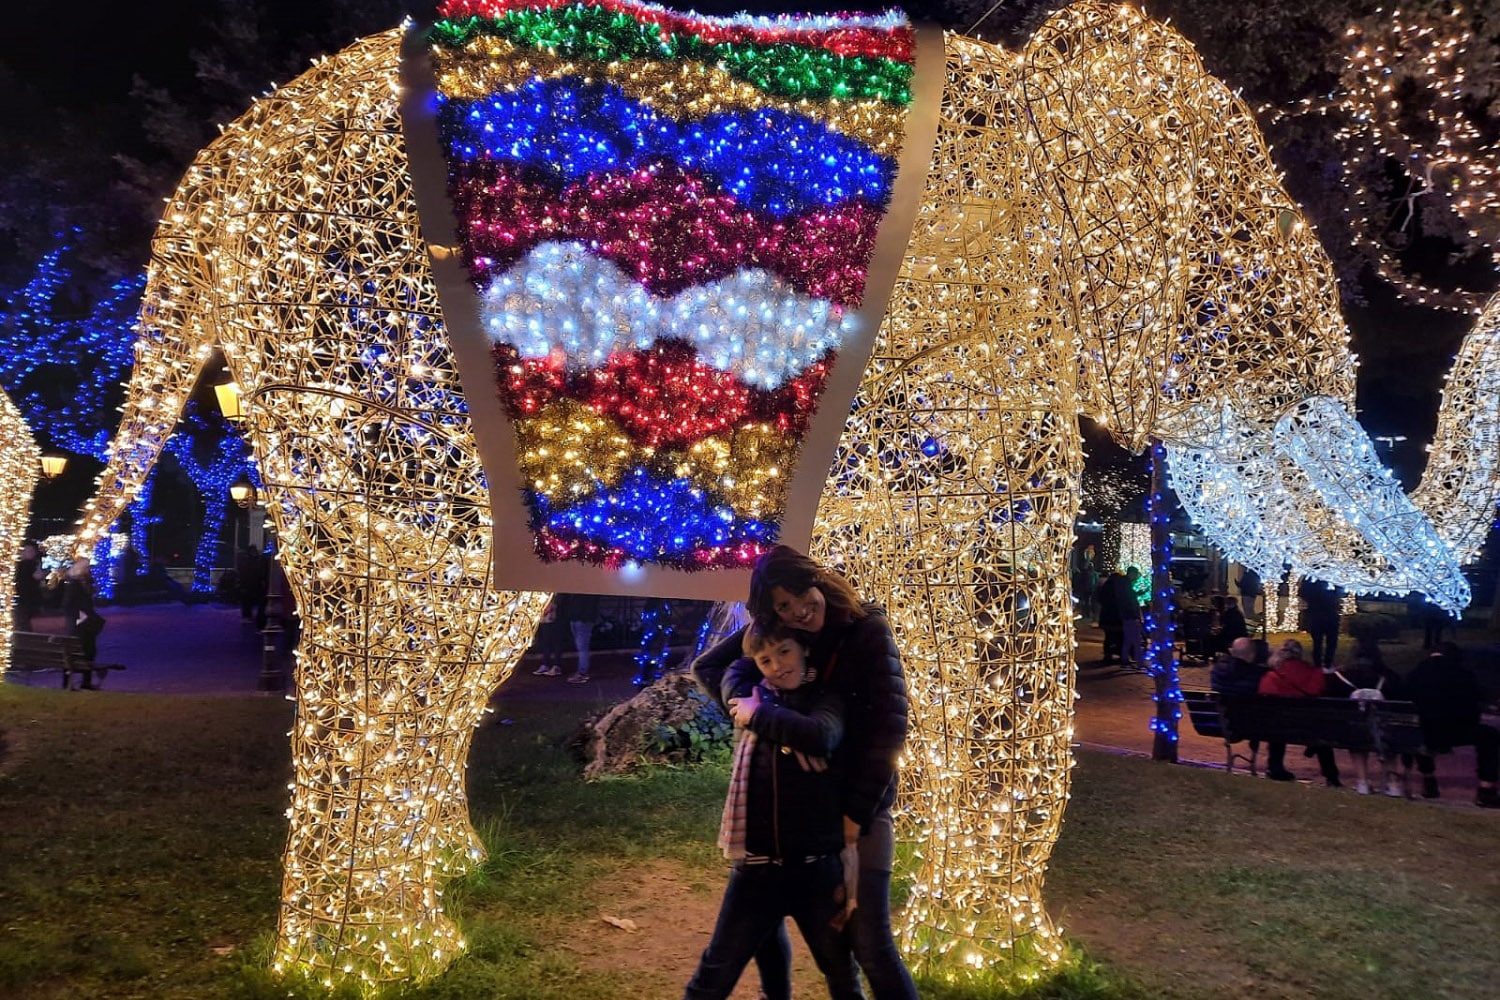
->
[531,596,566,677]
[14,541,43,631]
[1298,577,1344,669]
[559,592,601,684]
[1118,567,1143,668]
[1095,570,1125,666]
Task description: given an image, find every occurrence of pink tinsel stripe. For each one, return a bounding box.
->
[453,160,881,307]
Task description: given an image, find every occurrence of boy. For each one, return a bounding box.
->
[683,623,863,1000]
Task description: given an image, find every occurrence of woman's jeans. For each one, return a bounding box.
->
[848,812,918,1000]
[683,854,862,1000]
[751,811,918,1000]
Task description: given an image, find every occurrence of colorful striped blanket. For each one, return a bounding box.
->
[427,1,916,573]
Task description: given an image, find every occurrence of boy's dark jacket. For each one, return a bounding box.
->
[734,680,847,860]
[691,606,909,832]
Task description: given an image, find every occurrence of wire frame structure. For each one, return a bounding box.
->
[72,1,1469,987]
[76,30,548,986]
[1411,291,1500,566]
[0,389,41,672]
[1020,2,1467,611]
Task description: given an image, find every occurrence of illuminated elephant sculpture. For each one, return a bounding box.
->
[76,0,1466,985]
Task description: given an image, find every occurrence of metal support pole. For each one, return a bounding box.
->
[258,557,285,692]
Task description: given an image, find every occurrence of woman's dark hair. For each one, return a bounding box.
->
[747,544,867,631]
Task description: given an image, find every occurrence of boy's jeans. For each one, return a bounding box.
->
[683,854,862,1000]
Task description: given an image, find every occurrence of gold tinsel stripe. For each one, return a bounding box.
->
[513,399,798,518]
[431,35,907,156]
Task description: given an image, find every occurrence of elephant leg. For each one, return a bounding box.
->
[254,398,548,981]
[816,354,1081,970]
[268,529,547,978]
[0,393,40,670]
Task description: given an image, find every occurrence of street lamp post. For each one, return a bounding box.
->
[39,454,69,480]
[259,540,286,693]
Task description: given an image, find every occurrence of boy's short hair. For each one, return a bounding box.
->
[742,620,805,658]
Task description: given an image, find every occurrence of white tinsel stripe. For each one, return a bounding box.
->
[480,241,861,389]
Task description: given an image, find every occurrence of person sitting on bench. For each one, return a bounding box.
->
[1258,638,1341,786]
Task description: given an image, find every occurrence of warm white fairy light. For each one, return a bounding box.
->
[1117,522,1150,576]
[69,0,1474,989]
[1276,571,1304,633]
[0,390,41,672]
[1411,291,1500,563]
[1264,4,1498,312]
[74,29,548,986]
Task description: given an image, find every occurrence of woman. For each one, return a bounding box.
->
[1327,634,1406,796]
[13,541,43,631]
[692,544,917,1000]
[1258,638,1340,786]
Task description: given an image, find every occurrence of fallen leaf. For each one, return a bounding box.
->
[601,914,638,932]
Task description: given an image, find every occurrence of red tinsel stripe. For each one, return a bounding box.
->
[533,526,769,570]
[452,159,882,306]
[435,0,915,62]
[492,342,833,449]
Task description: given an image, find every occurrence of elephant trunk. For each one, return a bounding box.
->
[1163,397,1468,613]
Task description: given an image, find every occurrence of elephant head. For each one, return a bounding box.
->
[1016,1,1467,610]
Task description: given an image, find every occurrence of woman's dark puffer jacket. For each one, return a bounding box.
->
[691,605,909,831]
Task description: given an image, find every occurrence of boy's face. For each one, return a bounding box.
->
[754,638,808,690]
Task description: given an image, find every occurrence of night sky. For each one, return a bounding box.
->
[0,0,200,101]
[0,0,1483,485]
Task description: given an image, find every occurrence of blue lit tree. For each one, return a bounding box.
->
[164,404,259,592]
[0,236,142,460]
[0,235,255,594]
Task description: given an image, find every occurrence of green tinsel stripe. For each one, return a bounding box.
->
[429,8,913,106]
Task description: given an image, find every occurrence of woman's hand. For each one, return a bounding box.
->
[728,685,762,726]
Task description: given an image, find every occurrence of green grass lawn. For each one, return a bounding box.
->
[1,683,1496,999]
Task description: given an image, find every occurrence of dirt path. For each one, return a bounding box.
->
[565,859,830,999]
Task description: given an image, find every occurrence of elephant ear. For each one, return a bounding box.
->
[399,1,944,599]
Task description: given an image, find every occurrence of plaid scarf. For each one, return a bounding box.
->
[717,723,757,860]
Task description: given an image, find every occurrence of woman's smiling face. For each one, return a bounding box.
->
[770,585,826,634]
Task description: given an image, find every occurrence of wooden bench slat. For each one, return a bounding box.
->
[7,631,125,690]
[1182,691,1435,776]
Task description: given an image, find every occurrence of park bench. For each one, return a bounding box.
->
[1182,690,1427,777]
[7,631,126,690]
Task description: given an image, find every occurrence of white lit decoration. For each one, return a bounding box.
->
[72,1,1471,988]
[0,390,40,672]
[1117,522,1150,577]
[1265,4,1499,312]
[1411,291,1500,565]
[1274,571,1304,633]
